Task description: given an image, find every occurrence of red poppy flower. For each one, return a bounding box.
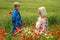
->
[23,34,26,38]
[22,34,28,40]
[9,11,12,15]
[0,30,5,34]
[51,32,55,36]
[0,38,3,40]
[2,33,7,37]
[31,22,36,26]
[34,32,40,37]
[16,27,22,34]
[47,32,50,34]
[29,37,33,40]
[53,24,57,28]
[50,30,54,32]
[30,30,35,33]
[50,30,55,36]
[23,21,27,26]
[57,31,60,35]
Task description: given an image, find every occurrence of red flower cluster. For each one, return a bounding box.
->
[53,24,57,28]
[0,30,4,34]
[29,37,33,40]
[30,30,35,33]
[9,11,12,15]
[22,34,28,40]
[34,32,40,37]
[31,22,36,26]
[30,29,40,37]
[49,30,55,36]
[0,30,7,40]
[2,33,7,37]
[23,21,27,26]
[16,27,22,34]
[57,31,60,35]
[0,30,7,37]
[0,38,3,40]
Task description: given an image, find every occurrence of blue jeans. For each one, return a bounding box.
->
[12,23,22,34]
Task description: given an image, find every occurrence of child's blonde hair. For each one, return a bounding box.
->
[38,7,46,16]
[13,2,20,6]
[13,2,20,9]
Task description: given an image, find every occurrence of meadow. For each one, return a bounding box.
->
[0,0,60,40]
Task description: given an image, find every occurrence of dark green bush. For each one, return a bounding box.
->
[48,15,60,25]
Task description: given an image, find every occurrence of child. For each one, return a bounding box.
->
[36,7,48,33]
[12,2,22,35]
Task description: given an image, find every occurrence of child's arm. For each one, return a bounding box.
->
[12,10,17,22]
[12,12,16,22]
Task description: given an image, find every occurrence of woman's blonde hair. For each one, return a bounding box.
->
[38,7,46,16]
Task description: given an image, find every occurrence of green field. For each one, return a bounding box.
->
[0,0,60,40]
[0,0,60,18]
[0,0,60,26]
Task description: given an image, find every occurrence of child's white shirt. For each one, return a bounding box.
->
[36,17,41,29]
[36,17,48,32]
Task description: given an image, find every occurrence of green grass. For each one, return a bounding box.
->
[0,0,60,24]
[0,0,60,17]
